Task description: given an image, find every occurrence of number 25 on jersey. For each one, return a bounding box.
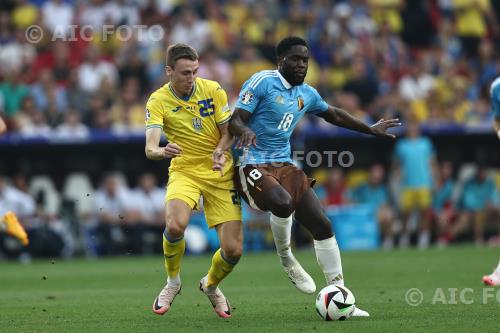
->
[198,98,215,117]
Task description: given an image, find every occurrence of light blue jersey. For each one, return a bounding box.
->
[490,77,500,118]
[460,177,498,211]
[350,183,389,208]
[394,137,435,188]
[235,70,328,165]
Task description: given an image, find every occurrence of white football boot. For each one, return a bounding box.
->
[482,262,500,286]
[352,306,370,317]
[199,276,232,318]
[282,256,316,294]
[152,281,181,315]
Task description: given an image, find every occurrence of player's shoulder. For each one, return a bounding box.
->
[421,136,433,145]
[394,138,407,149]
[147,84,168,105]
[196,77,225,93]
[245,69,279,90]
[301,82,321,96]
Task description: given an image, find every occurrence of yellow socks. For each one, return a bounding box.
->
[206,248,237,288]
[163,231,185,281]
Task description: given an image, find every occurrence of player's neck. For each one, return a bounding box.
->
[278,69,298,87]
[278,69,292,85]
[170,83,194,100]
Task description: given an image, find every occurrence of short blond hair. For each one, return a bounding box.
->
[166,43,198,68]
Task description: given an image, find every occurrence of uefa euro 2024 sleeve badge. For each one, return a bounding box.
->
[241,90,254,105]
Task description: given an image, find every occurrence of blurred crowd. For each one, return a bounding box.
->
[0,0,500,138]
[313,123,500,250]
[1,0,500,258]
[0,172,167,258]
[1,124,499,259]
[0,170,273,259]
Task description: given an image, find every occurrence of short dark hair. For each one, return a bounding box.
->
[275,36,308,58]
[166,43,199,68]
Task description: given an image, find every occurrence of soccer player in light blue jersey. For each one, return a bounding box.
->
[482,77,500,286]
[229,36,401,317]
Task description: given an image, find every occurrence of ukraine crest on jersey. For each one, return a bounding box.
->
[145,77,233,180]
[234,70,329,165]
[490,77,500,117]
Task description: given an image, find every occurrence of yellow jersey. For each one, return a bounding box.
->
[453,0,489,37]
[145,78,233,181]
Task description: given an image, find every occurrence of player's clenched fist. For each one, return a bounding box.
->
[162,143,182,158]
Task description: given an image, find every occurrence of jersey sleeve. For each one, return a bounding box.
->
[213,85,232,125]
[145,95,164,130]
[306,86,329,115]
[234,74,265,113]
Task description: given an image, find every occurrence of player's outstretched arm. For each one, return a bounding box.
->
[215,122,234,153]
[212,122,234,175]
[318,105,401,138]
[229,108,257,148]
[145,127,182,160]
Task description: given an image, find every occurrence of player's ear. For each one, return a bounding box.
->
[166,65,173,78]
[276,56,284,69]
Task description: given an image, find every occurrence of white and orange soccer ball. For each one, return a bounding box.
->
[315,284,356,321]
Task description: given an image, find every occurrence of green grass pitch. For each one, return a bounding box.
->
[1,246,499,333]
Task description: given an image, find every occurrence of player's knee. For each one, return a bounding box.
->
[271,196,294,218]
[165,218,186,239]
[222,242,242,263]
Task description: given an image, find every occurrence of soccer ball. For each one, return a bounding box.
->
[315,284,355,321]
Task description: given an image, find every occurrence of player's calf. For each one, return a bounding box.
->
[270,214,316,294]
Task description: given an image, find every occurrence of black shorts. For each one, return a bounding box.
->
[234,162,315,212]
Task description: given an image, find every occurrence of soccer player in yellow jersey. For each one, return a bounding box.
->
[0,119,29,246]
[145,44,242,318]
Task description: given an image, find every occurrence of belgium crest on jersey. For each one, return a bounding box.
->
[297,96,304,111]
[192,118,203,132]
